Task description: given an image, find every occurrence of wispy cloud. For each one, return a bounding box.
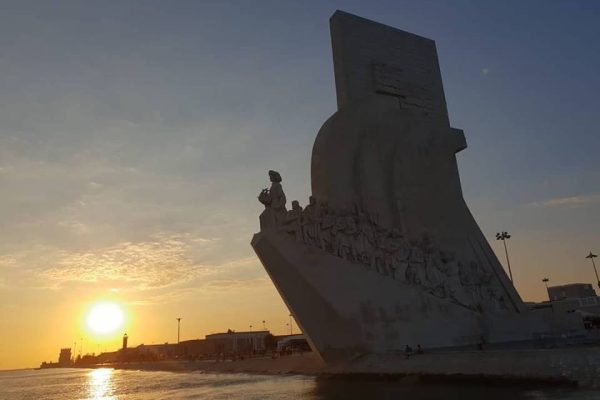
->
[128,286,202,306]
[528,193,600,208]
[202,277,269,291]
[39,234,216,290]
[128,276,270,306]
[0,255,18,269]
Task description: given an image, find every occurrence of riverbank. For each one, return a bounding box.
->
[80,347,600,387]
[104,353,325,375]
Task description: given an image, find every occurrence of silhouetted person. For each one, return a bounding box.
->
[416,345,424,354]
[404,345,413,359]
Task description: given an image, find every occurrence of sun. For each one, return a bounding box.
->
[86,302,124,334]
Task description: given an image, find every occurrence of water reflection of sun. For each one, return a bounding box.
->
[88,368,116,400]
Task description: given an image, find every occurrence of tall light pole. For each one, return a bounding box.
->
[542,278,550,300]
[542,278,553,312]
[586,252,599,289]
[289,314,293,335]
[176,318,182,344]
[496,231,513,282]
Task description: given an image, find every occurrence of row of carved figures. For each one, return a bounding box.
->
[258,171,509,313]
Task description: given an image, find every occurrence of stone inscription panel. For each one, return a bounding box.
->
[372,63,434,112]
[331,11,446,119]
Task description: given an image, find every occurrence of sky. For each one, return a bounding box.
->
[0,0,599,369]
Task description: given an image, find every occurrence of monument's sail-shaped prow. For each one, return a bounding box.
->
[252,11,584,364]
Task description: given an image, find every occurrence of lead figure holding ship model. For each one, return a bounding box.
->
[258,170,287,229]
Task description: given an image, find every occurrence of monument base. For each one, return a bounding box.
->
[327,346,600,388]
[252,231,590,364]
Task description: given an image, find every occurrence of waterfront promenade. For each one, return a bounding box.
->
[80,347,600,388]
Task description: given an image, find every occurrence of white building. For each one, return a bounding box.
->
[205,330,270,354]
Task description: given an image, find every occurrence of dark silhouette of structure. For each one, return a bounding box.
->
[58,348,72,366]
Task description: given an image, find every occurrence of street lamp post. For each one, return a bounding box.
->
[496,231,513,282]
[542,278,553,312]
[176,318,182,344]
[542,278,550,299]
[586,252,599,289]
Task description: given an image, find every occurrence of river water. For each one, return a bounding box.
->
[0,368,598,400]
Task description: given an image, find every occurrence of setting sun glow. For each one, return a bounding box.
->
[86,302,124,335]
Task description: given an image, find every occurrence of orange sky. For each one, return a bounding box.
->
[0,259,293,370]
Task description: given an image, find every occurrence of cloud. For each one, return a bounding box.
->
[128,286,202,306]
[528,193,600,208]
[39,234,217,290]
[202,277,269,291]
[20,233,267,307]
[0,255,18,269]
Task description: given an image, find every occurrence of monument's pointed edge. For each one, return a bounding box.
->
[330,10,436,43]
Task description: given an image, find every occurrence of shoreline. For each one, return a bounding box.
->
[60,347,600,388]
[99,353,325,376]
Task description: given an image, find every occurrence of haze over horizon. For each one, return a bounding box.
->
[1,0,599,370]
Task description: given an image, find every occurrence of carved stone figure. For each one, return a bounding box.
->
[332,214,353,260]
[284,200,304,241]
[319,201,335,251]
[258,170,287,229]
[301,196,320,247]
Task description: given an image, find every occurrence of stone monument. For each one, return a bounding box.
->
[251,11,584,364]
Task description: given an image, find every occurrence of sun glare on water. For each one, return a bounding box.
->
[86,302,124,335]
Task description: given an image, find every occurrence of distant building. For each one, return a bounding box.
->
[205,330,271,354]
[276,334,310,352]
[177,339,210,358]
[548,283,597,302]
[135,342,176,358]
[531,283,600,330]
[41,329,281,368]
[95,350,118,364]
[134,340,207,359]
[58,348,72,366]
[133,331,275,359]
